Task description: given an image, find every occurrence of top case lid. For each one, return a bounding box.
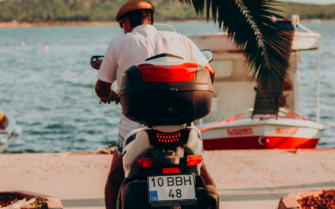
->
[119,53,213,95]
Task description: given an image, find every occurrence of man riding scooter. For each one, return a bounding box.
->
[94,0,217,208]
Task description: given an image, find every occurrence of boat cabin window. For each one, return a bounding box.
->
[210,60,233,79]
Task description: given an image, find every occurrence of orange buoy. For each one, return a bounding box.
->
[44,45,49,51]
[0,110,4,122]
[0,109,7,130]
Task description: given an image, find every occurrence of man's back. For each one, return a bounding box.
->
[97,3,217,209]
[98,24,208,89]
[98,24,208,139]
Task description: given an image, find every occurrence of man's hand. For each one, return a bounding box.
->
[95,79,120,104]
[99,91,120,104]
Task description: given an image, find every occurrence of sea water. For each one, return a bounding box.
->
[0,22,334,153]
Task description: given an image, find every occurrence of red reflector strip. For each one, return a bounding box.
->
[157,132,181,143]
[163,167,180,174]
[187,155,203,166]
[146,129,191,146]
[138,63,197,83]
[137,158,153,168]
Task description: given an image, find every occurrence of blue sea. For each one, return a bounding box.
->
[0,22,335,153]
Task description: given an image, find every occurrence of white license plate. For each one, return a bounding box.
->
[148,175,196,202]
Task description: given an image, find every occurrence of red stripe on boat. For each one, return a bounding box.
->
[203,136,319,150]
[138,63,197,83]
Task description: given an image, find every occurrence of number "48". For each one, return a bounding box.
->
[169,189,182,198]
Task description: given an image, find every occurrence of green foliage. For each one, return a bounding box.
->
[0,0,201,22]
[0,0,334,22]
[282,3,335,19]
[179,0,292,96]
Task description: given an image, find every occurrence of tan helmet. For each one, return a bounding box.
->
[116,0,155,22]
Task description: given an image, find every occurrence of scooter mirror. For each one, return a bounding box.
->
[201,50,214,63]
[90,56,104,70]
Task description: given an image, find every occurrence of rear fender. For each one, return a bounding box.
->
[120,180,151,209]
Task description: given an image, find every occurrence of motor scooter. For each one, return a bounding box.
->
[90,50,218,209]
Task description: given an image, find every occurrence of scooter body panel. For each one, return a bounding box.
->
[122,124,203,178]
[122,131,153,178]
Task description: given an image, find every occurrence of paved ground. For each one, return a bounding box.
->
[1,149,335,209]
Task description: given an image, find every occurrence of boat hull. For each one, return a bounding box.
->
[199,118,324,150]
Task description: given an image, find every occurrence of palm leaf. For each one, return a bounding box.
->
[173,0,293,98]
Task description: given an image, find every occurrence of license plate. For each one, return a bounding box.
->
[148,175,196,203]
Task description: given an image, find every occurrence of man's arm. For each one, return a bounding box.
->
[184,36,215,83]
[95,80,119,104]
[205,64,215,84]
[96,40,118,103]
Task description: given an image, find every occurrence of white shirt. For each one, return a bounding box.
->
[98,24,208,138]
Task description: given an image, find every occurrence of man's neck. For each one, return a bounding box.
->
[142,19,152,25]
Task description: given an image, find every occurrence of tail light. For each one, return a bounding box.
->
[187,155,203,166]
[163,167,180,174]
[146,129,191,145]
[138,158,153,168]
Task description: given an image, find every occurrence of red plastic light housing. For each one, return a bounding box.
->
[138,63,197,83]
[187,155,203,166]
[163,167,180,174]
[137,158,153,168]
[146,129,191,145]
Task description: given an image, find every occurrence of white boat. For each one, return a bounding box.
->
[190,16,325,150]
[0,110,21,153]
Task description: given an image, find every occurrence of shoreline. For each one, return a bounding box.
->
[1,19,334,28]
[0,20,206,28]
[0,21,119,28]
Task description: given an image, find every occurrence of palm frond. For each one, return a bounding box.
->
[174,0,293,98]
